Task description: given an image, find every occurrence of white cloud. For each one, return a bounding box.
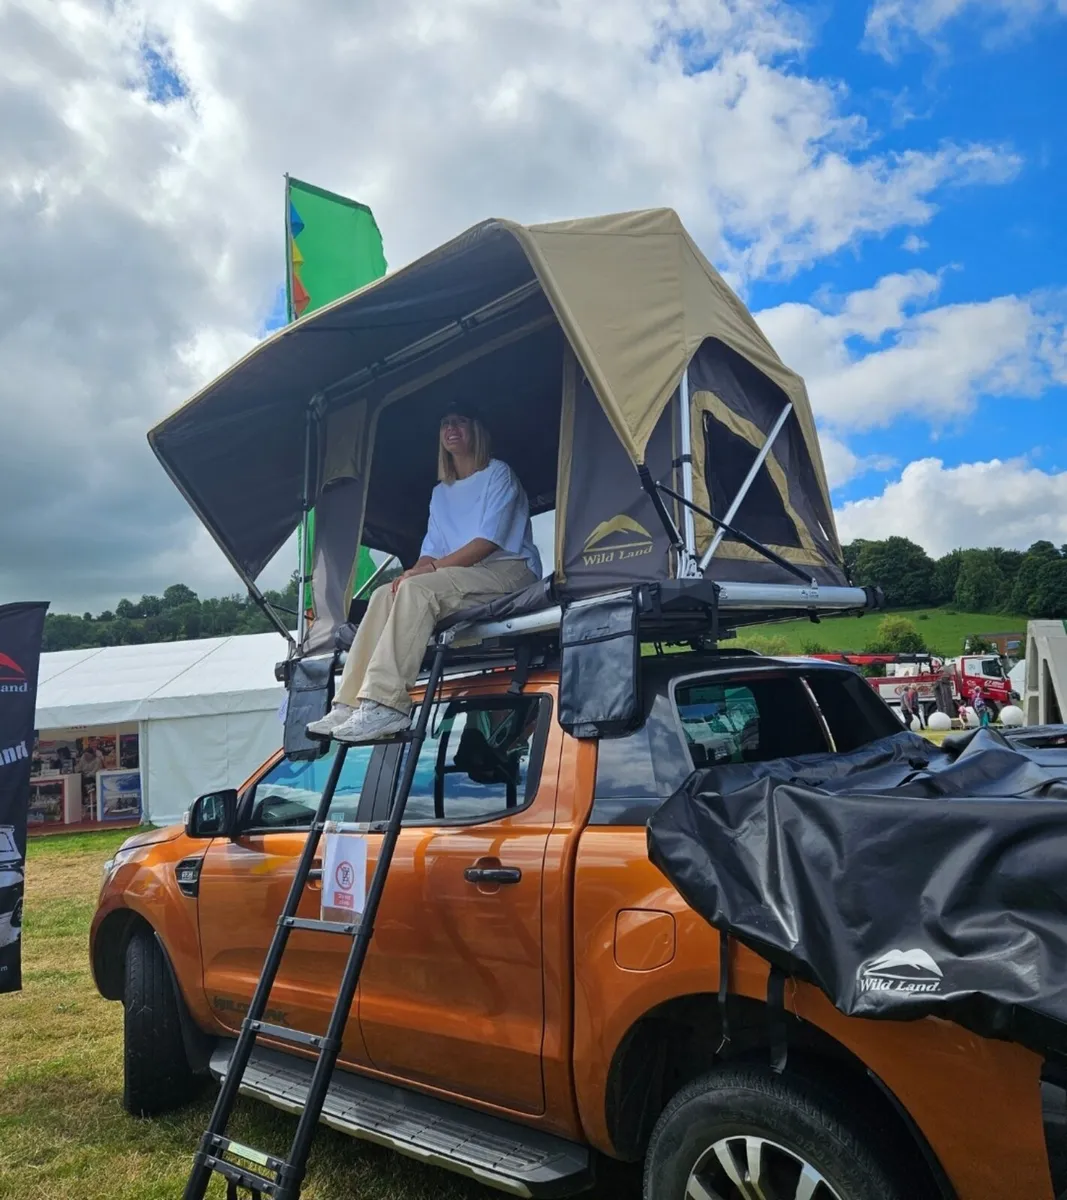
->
[865,0,1067,59]
[0,0,1026,610]
[819,434,896,489]
[756,274,1067,432]
[837,457,1067,557]
[902,233,928,253]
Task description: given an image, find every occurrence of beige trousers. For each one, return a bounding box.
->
[335,559,537,714]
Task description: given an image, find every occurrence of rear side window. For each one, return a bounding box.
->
[804,669,902,751]
[674,675,829,766]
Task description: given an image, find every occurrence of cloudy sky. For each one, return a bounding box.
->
[1,0,1064,613]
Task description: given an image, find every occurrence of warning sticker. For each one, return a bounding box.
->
[321,831,366,924]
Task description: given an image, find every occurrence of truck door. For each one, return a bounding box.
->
[196,742,379,1063]
[357,688,557,1116]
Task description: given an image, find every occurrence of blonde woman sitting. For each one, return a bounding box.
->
[307,403,541,744]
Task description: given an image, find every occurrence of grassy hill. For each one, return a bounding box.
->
[735,608,1028,657]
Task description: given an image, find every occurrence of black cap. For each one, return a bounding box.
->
[438,398,486,425]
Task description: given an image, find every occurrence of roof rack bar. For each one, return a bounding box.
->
[654,481,812,585]
[447,581,876,647]
[700,401,793,571]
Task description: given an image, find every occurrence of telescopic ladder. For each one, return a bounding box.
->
[181,642,449,1200]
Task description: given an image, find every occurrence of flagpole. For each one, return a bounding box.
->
[286,173,312,646]
[284,172,295,324]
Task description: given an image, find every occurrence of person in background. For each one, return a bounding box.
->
[307,402,542,744]
[900,684,920,730]
[971,683,991,728]
[75,743,104,779]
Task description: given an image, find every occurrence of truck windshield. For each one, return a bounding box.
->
[977,658,1004,679]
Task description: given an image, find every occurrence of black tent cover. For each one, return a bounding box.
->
[647,726,1067,1057]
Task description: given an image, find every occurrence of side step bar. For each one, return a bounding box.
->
[209,1043,594,1199]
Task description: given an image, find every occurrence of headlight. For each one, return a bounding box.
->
[101,845,138,883]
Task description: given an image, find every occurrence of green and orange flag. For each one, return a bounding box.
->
[286,177,387,614]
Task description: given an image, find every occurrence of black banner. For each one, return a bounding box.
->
[0,602,48,994]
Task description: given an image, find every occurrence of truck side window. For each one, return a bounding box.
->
[248,744,375,829]
[390,694,548,825]
[592,690,691,825]
[674,675,829,765]
[804,669,902,751]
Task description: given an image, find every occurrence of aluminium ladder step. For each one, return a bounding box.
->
[209,1043,594,1199]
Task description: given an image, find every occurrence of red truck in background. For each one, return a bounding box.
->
[809,652,1018,720]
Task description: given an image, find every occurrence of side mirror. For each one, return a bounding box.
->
[185,789,238,839]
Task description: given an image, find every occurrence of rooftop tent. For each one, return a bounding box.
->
[149,209,848,653]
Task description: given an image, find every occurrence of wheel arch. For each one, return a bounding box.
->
[92,907,146,1000]
[604,991,955,1199]
[93,908,213,1074]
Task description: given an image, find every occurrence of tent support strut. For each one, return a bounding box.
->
[655,481,812,585]
[297,397,322,646]
[678,368,698,560]
[700,401,793,571]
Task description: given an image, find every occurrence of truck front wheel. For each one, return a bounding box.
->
[644,1065,916,1200]
[123,927,199,1116]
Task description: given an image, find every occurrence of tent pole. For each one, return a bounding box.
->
[699,401,793,572]
[353,554,398,602]
[297,397,321,646]
[678,368,698,564]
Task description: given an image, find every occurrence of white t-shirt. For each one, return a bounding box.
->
[420,459,542,578]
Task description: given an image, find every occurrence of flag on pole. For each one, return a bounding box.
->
[286,177,387,618]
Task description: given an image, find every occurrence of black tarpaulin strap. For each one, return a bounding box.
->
[717,932,732,1053]
[767,966,788,1075]
[508,641,533,695]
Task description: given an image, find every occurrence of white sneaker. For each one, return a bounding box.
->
[333,701,411,744]
[305,703,354,738]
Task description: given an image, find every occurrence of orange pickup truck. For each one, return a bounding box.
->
[91,651,1064,1200]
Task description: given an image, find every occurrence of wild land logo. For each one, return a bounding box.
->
[0,654,27,695]
[0,742,28,769]
[859,948,943,995]
[581,515,654,568]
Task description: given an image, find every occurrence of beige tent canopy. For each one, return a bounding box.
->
[150,208,851,652]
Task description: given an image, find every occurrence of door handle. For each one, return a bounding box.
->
[464,866,521,885]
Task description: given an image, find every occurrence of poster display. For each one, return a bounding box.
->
[0,601,49,994]
[31,730,135,823]
[96,770,142,822]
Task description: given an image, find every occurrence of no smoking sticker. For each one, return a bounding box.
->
[322,832,366,922]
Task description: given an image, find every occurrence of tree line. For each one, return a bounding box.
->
[42,578,303,652]
[844,537,1067,617]
[41,537,1067,653]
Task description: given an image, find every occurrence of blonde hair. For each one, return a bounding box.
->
[437,414,492,483]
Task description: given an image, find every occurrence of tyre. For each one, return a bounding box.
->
[644,1065,917,1200]
[123,927,198,1116]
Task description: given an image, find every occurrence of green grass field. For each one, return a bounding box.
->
[1,830,640,1200]
[738,607,1028,657]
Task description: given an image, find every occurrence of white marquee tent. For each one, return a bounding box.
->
[35,632,288,826]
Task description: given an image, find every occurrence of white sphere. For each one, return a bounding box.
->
[909,716,921,733]
[961,707,980,728]
[927,711,952,732]
[999,705,1024,727]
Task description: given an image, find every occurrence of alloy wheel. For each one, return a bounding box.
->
[686,1135,845,1200]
